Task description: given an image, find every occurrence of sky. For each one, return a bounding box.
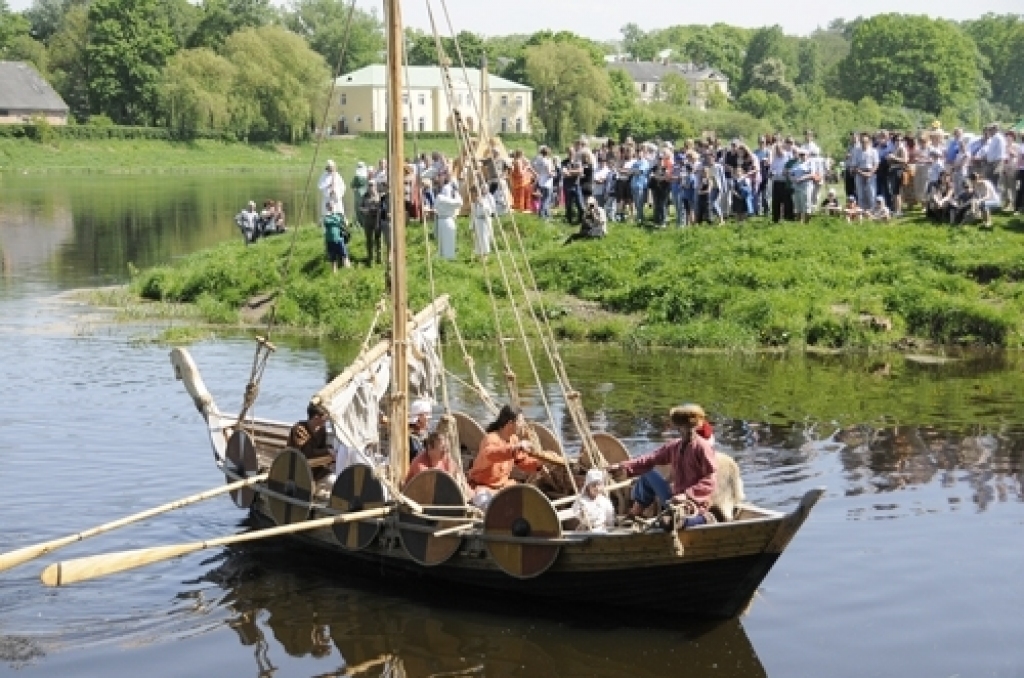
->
[5,0,1022,39]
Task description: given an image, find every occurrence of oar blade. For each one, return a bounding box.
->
[41,542,203,587]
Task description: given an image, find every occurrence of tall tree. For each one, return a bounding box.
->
[996,26,1024,114]
[598,67,639,138]
[405,28,487,68]
[286,0,384,73]
[740,26,797,95]
[523,41,610,149]
[796,39,822,87]
[23,0,84,43]
[747,58,796,102]
[223,25,329,142]
[838,14,981,114]
[86,0,177,124]
[48,4,90,119]
[3,35,49,73]
[159,48,236,132]
[680,24,748,86]
[0,0,31,51]
[504,30,605,84]
[188,0,275,51]
[620,22,660,61]
[962,14,1024,111]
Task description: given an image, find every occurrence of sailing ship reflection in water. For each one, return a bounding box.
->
[198,542,769,677]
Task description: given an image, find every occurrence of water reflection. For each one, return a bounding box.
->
[0,173,318,289]
[192,542,767,678]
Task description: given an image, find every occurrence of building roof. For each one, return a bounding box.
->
[0,61,69,113]
[608,60,727,84]
[336,64,531,92]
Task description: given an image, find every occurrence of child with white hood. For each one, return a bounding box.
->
[572,468,616,533]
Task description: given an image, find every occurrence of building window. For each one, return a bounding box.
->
[501,95,508,106]
[456,93,462,105]
[355,115,362,123]
[654,85,660,97]
[515,118,523,133]
[418,117,425,132]
[515,95,522,106]
[418,93,425,106]
[500,117,507,133]
[402,117,409,131]
[402,93,409,105]
[339,93,346,106]
[641,83,648,93]
[0,109,9,116]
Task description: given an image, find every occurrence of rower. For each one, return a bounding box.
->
[466,405,541,506]
[288,402,334,480]
[408,398,432,461]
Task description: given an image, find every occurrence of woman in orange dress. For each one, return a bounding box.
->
[510,150,535,212]
[467,405,540,498]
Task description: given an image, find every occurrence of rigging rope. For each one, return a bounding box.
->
[234,0,361,428]
[425,3,578,492]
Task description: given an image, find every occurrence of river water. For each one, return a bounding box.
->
[1,173,1022,677]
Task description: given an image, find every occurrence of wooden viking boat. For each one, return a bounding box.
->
[161,0,824,620]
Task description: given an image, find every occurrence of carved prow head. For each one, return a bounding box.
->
[169,347,216,419]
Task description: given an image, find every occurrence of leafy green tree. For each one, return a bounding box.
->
[838,14,981,114]
[86,0,177,125]
[286,0,384,73]
[47,4,90,120]
[679,24,748,86]
[223,25,329,142]
[160,0,202,49]
[747,58,796,102]
[188,0,275,51]
[3,35,49,73]
[996,26,1024,114]
[523,40,610,148]
[736,88,786,120]
[796,39,822,87]
[504,30,605,84]
[740,26,797,95]
[23,0,84,43]
[962,14,1024,112]
[159,48,237,132]
[405,28,487,68]
[597,67,639,139]
[0,0,31,51]
[621,22,660,61]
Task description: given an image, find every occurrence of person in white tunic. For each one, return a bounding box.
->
[572,468,616,533]
[434,177,462,260]
[318,159,346,219]
[469,184,495,258]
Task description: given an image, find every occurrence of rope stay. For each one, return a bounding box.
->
[424,4,583,490]
[426,0,605,472]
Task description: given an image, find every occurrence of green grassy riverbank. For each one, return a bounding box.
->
[125,210,1024,350]
[0,136,463,173]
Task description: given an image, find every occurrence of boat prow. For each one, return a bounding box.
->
[170,347,217,420]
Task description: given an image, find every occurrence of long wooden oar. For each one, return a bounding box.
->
[0,473,271,574]
[40,505,392,587]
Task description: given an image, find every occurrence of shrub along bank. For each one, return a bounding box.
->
[130,212,1024,349]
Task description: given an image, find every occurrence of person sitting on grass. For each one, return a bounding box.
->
[969,171,1000,228]
[322,201,351,272]
[563,196,607,245]
[821,188,841,216]
[844,195,863,223]
[868,196,891,222]
[608,404,717,528]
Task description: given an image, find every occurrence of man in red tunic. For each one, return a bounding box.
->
[609,403,717,528]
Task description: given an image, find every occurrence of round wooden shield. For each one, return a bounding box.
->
[225,429,259,508]
[265,449,313,526]
[579,432,631,470]
[452,411,485,461]
[399,469,467,566]
[531,422,563,457]
[329,464,386,550]
[483,484,561,579]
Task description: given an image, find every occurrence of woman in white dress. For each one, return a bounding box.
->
[317,159,345,220]
[434,176,463,260]
[469,184,495,258]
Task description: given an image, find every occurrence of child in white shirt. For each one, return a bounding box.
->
[572,469,616,533]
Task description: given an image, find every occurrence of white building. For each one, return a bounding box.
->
[607,59,729,111]
[333,64,532,135]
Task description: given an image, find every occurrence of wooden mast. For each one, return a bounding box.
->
[386,0,410,483]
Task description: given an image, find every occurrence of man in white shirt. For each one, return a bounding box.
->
[984,123,1006,189]
[531,146,554,218]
